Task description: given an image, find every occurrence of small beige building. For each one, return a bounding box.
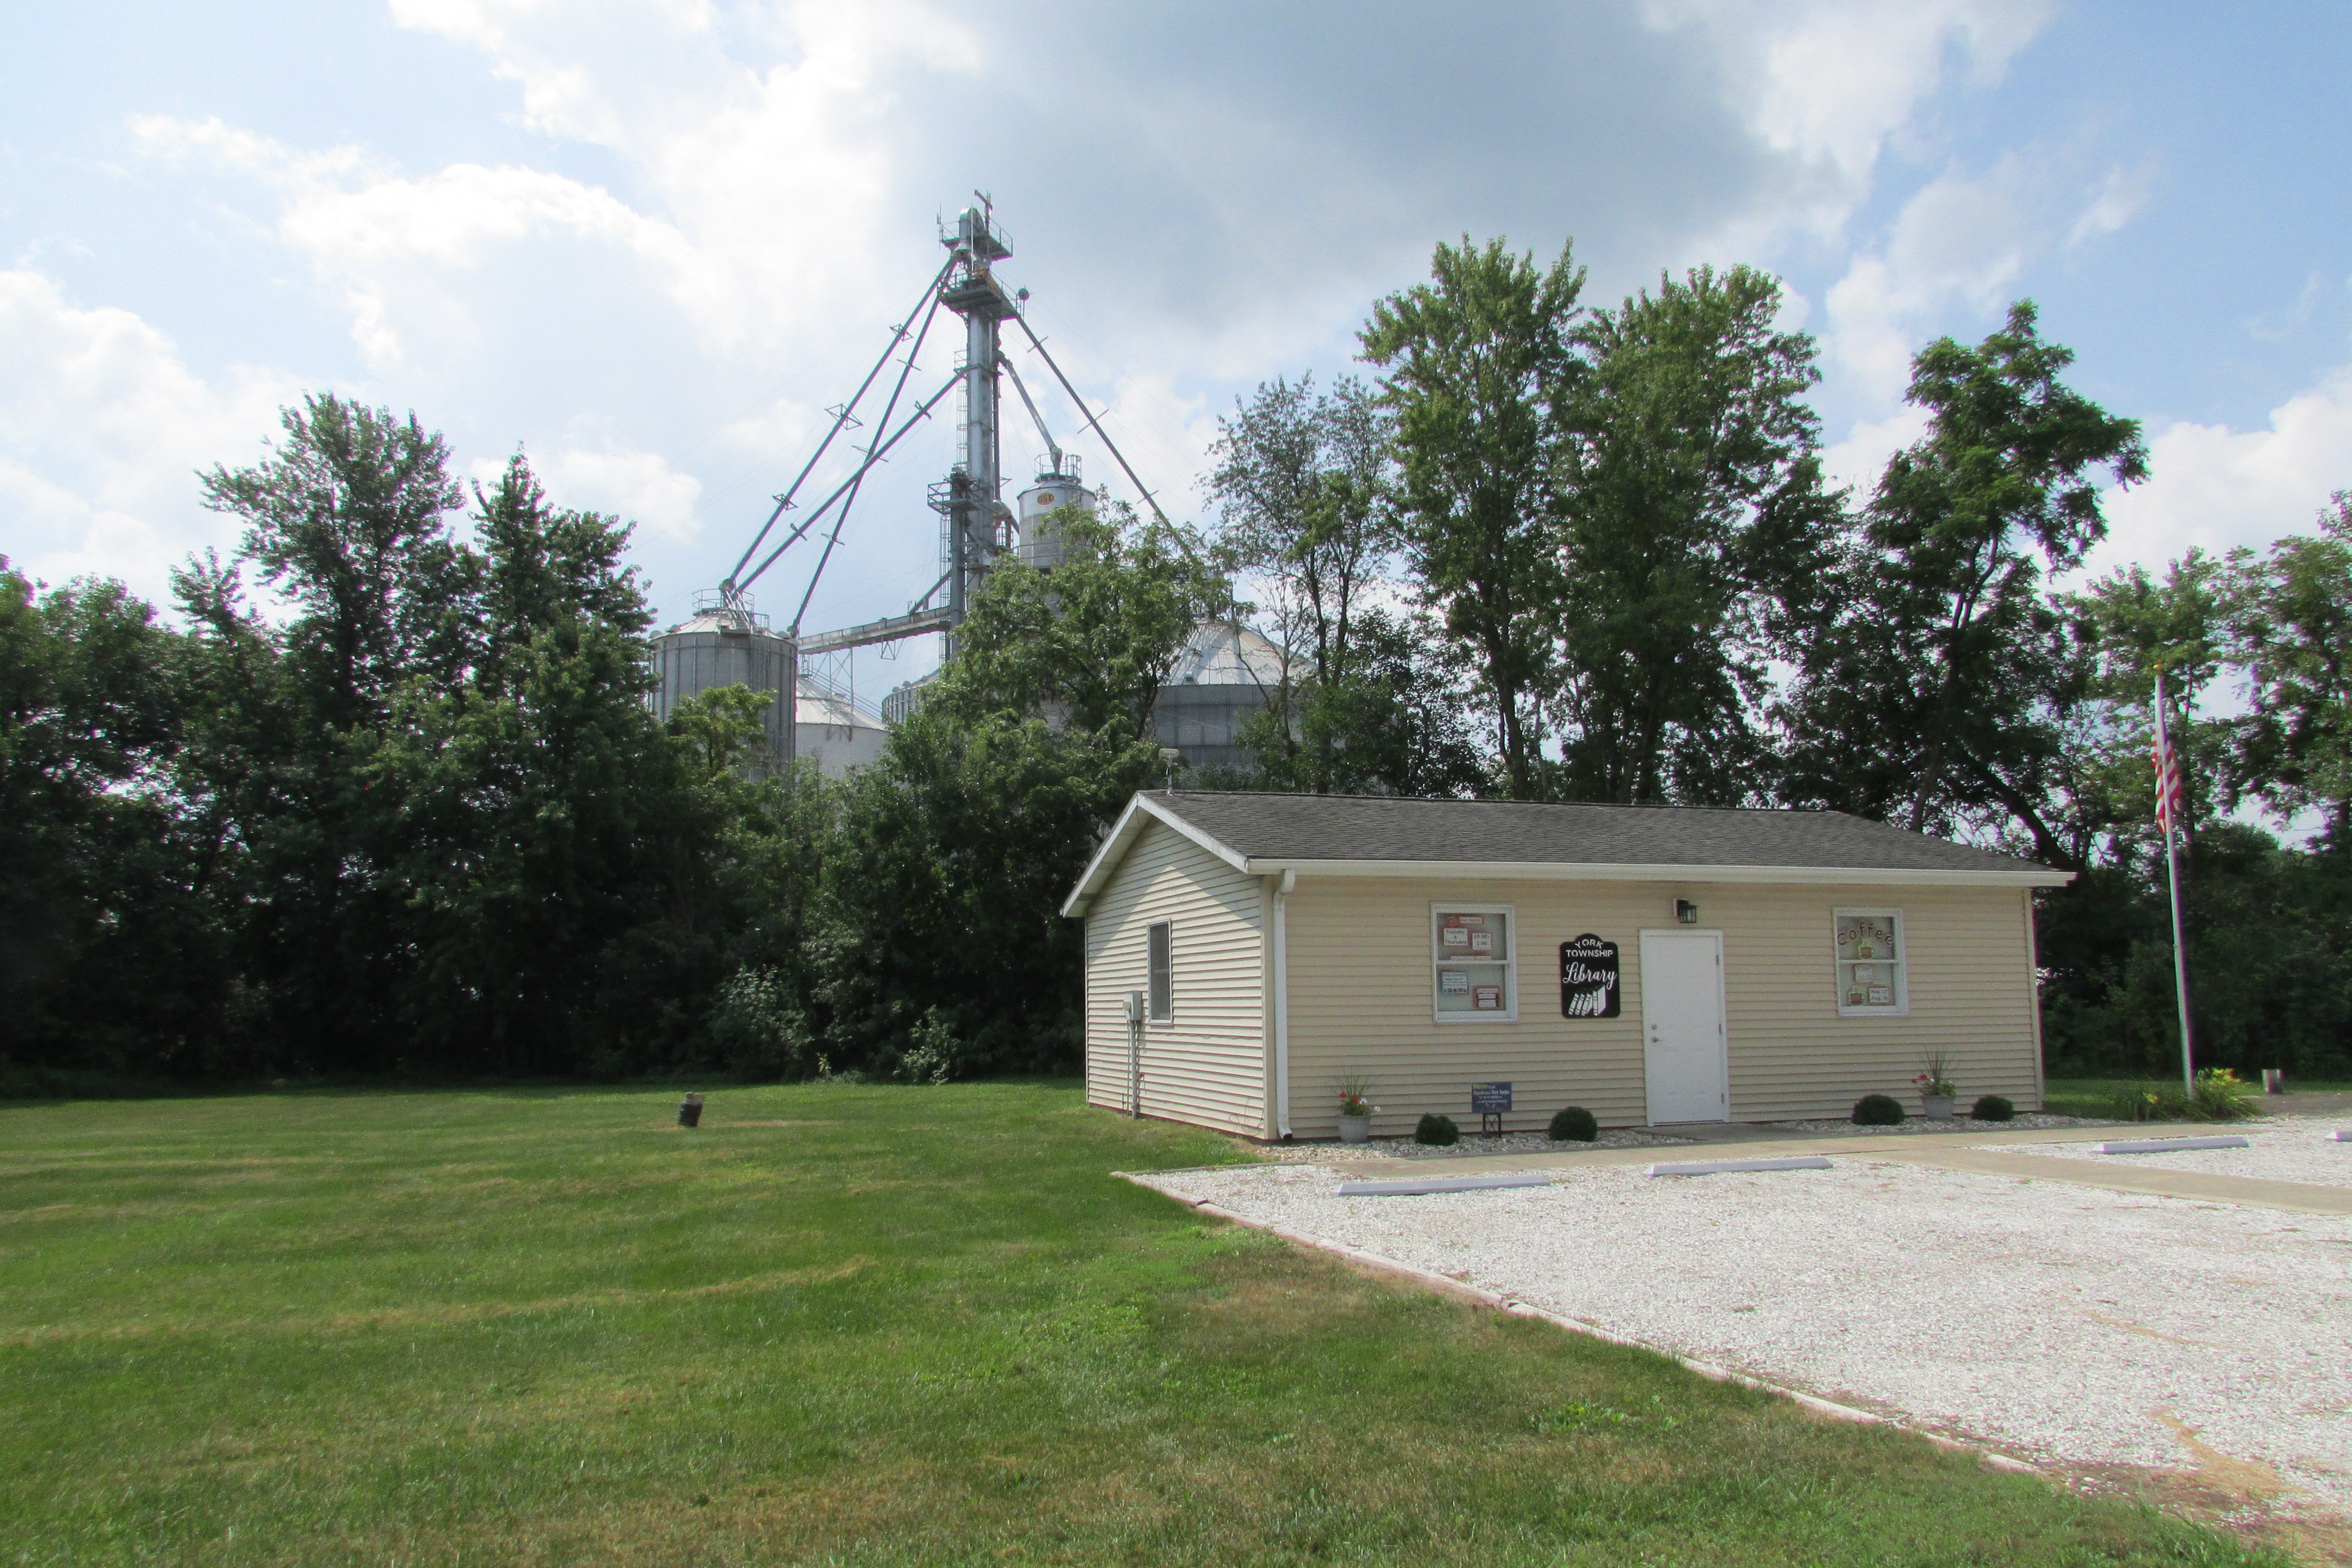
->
[1061,792,2071,1139]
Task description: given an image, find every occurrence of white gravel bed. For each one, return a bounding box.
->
[1255,1128,1695,1164]
[1141,1157,2352,1511]
[1981,1121,2352,1189]
[1767,1112,2116,1136]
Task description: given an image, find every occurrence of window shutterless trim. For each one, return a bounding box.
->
[1147,920,1173,1023]
[1431,902,1517,1023]
[1833,907,1908,1017]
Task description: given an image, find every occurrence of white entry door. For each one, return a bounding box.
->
[1641,930,1728,1124]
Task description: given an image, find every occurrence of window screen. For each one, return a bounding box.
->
[1147,922,1172,1022]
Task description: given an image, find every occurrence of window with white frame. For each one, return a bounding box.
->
[1432,905,1515,1021]
[1834,909,1907,1015]
[1147,921,1173,1022]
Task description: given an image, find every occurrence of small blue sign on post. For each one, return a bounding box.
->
[1471,1081,1511,1135]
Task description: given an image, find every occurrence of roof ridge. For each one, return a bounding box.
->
[1160,789,1849,819]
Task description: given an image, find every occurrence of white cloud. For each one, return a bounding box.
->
[135,113,701,369]
[0,270,300,605]
[1644,0,2052,245]
[380,0,983,347]
[2083,366,2352,578]
[2067,160,2157,250]
[1821,155,2037,399]
[1820,403,1931,500]
[529,445,704,544]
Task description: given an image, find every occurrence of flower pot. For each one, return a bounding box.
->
[1338,1114,1371,1144]
[1921,1094,1954,1119]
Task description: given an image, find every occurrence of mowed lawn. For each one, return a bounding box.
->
[0,1084,2287,1567]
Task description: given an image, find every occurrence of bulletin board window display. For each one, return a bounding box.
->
[1432,905,1516,1022]
[1833,909,1908,1016]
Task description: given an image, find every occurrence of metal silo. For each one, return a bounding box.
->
[650,592,796,775]
[1014,457,1095,571]
[1152,619,1292,775]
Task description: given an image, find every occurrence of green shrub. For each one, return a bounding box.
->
[1548,1106,1599,1142]
[899,1008,960,1085]
[709,966,814,1082]
[1852,1093,1905,1126]
[2190,1066,2257,1121]
[2109,1071,2252,1123]
[2108,1085,2187,1122]
[1414,1113,1459,1146]
[1969,1094,2016,1122]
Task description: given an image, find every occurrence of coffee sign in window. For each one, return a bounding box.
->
[1834,909,1907,1015]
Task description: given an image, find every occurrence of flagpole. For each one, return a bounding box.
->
[2154,666,2196,1097]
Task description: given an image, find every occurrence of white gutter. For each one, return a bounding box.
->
[1273,868,1294,1139]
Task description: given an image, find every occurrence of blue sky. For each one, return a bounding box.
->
[5,1,2348,705]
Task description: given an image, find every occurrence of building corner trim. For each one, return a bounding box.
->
[1273,868,1295,1138]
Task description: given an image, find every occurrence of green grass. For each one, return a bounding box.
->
[2043,1075,2352,1120]
[0,1082,2291,1566]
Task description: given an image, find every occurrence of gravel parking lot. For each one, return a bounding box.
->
[1140,1154,2352,1518]
[1985,1120,2352,1190]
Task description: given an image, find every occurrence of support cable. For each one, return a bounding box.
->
[725,259,953,591]
[1011,315,1170,525]
[998,354,1062,475]
[789,292,947,635]
[737,375,960,594]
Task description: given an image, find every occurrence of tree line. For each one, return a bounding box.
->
[6,235,2348,1089]
[1,389,1218,1089]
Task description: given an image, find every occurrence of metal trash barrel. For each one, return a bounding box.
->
[678,1092,705,1128]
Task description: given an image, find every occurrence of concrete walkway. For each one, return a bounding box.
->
[1310,1117,2352,1217]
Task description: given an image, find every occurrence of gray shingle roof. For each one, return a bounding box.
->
[1147,791,2051,876]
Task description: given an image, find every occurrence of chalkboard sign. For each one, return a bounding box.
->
[1559,935,1621,1018]
[1469,1082,1513,1113]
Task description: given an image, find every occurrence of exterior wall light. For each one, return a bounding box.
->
[1674,899,1699,925]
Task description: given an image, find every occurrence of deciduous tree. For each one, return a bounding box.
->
[1553,264,1841,804]
[1782,302,2147,867]
[1362,237,1584,798]
[2222,493,2352,845]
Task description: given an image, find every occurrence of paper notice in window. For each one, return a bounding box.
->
[1469,930,1493,955]
[1439,970,1469,994]
[1473,985,1502,1010]
[1442,926,1469,949]
[1868,986,1892,1006]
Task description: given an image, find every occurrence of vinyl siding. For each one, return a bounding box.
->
[1082,819,1267,1135]
[1282,877,2041,1138]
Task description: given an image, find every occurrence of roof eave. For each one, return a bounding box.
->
[1237,857,2072,888]
[1060,793,1252,918]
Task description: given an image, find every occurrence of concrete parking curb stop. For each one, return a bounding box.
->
[1648,1156,1835,1177]
[1114,1171,2040,1478]
[1335,1173,1553,1196]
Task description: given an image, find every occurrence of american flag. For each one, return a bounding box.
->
[2151,675,2187,836]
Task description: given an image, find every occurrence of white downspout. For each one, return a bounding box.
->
[1273,869,1294,1139]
